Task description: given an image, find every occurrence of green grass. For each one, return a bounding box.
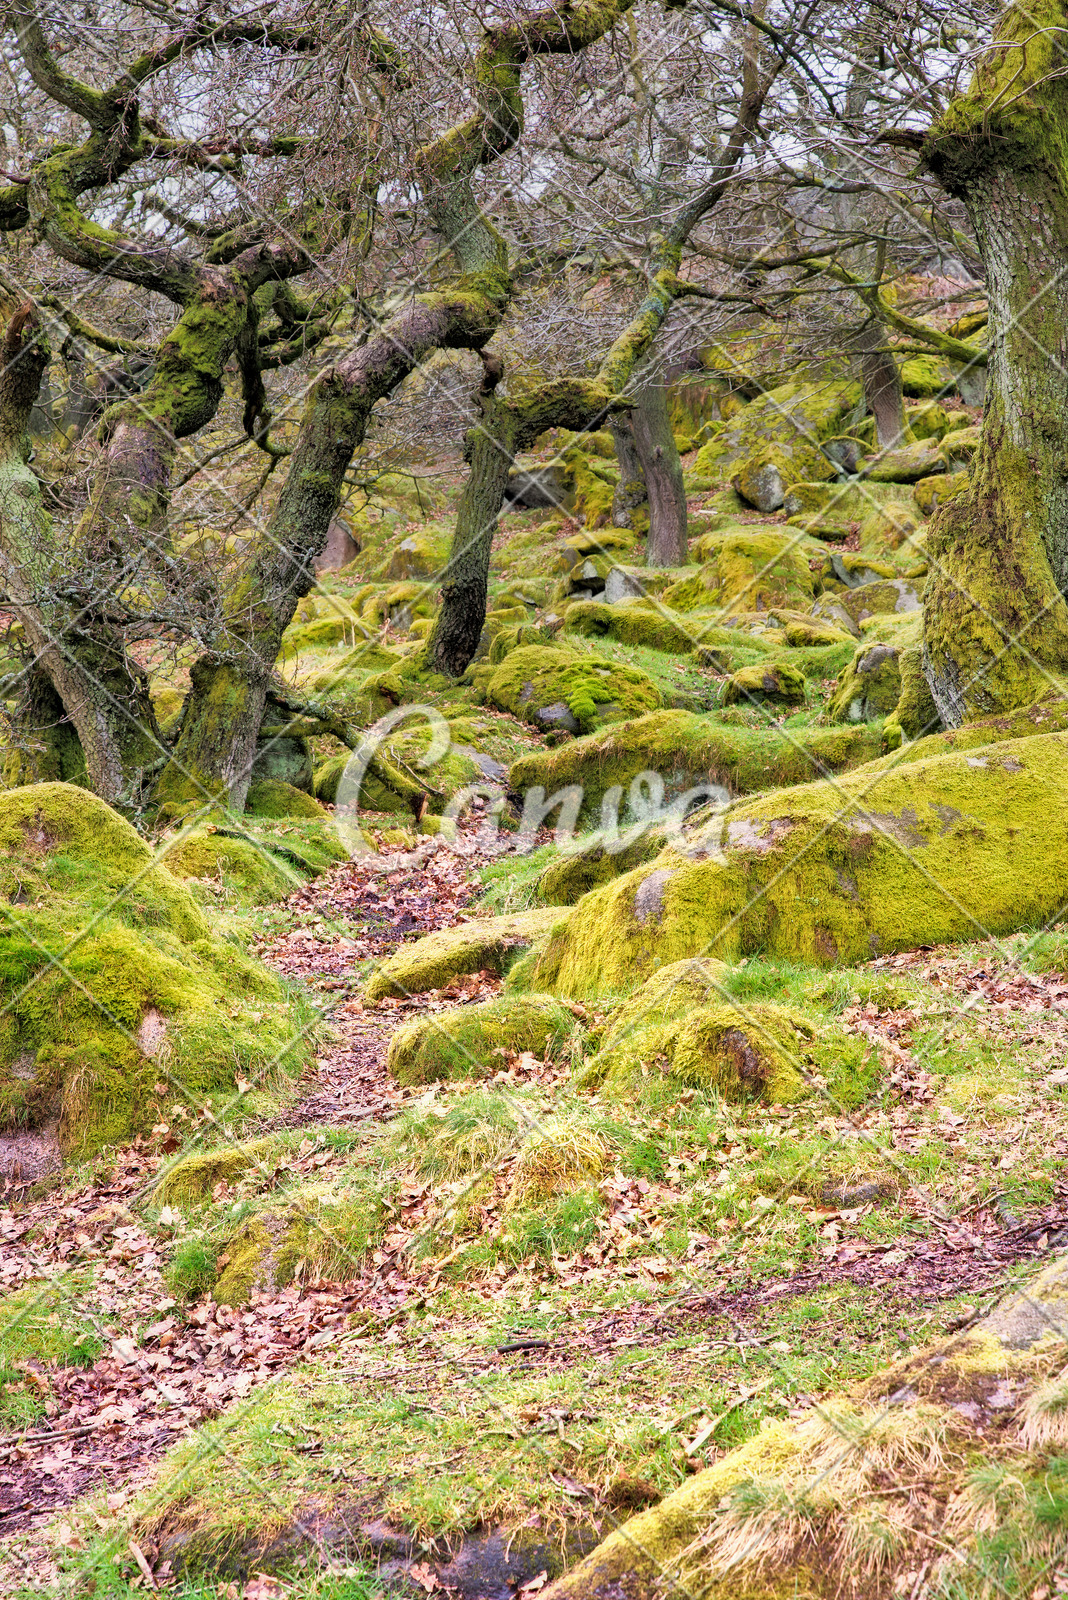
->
[0,1269,114,1425]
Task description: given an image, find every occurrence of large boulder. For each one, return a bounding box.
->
[662,529,816,616]
[691,377,861,493]
[508,709,883,830]
[519,730,1068,998]
[386,993,577,1084]
[0,785,304,1174]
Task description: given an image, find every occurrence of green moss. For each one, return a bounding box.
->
[827,642,903,723]
[914,468,969,517]
[509,710,882,829]
[154,1137,286,1205]
[691,377,861,490]
[564,600,698,656]
[471,644,661,733]
[526,728,1068,998]
[365,907,570,1000]
[0,783,307,1158]
[160,831,298,906]
[245,780,329,820]
[487,623,548,663]
[721,660,806,708]
[900,353,955,396]
[386,993,577,1084]
[664,529,816,616]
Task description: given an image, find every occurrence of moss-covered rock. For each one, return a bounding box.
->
[487,623,549,663]
[386,993,577,1084]
[864,439,946,482]
[472,645,661,734]
[383,531,449,580]
[508,709,883,830]
[915,468,969,516]
[858,500,924,556]
[663,529,816,617]
[365,908,570,1001]
[523,729,1068,997]
[245,780,329,820]
[563,600,697,655]
[542,1252,1068,1600]
[827,642,903,723]
[721,660,806,707]
[691,377,860,490]
[812,576,922,632]
[939,422,982,469]
[0,784,306,1161]
[213,1179,387,1305]
[882,643,942,748]
[900,353,956,396]
[161,831,299,906]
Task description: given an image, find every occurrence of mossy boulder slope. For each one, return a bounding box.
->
[542,1252,1068,1600]
[521,731,1068,998]
[0,784,305,1162]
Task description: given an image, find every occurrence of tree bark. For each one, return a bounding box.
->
[608,412,648,528]
[425,396,517,677]
[920,0,1068,723]
[860,345,905,450]
[631,368,687,566]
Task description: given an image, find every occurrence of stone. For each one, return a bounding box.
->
[721,661,807,707]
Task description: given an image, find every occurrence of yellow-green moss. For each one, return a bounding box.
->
[508,710,883,828]
[365,907,570,1001]
[722,660,806,707]
[0,784,307,1157]
[386,993,576,1084]
[245,780,329,820]
[472,644,661,733]
[524,729,1068,998]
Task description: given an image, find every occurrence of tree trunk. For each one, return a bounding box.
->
[0,306,162,804]
[631,372,687,567]
[860,345,905,450]
[425,397,517,677]
[921,0,1068,723]
[2,666,86,787]
[608,412,648,529]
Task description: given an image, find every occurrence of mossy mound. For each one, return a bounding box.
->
[882,643,941,748]
[154,1137,286,1205]
[487,623,549,663]
[160,830,299,906]
[542,1253,1068,1600]
[858,500,925,556]
[564,600,698,656]
[245,780,329,820]
[596,997,812,1104]
[827,642,903,723]
[508,709,882,828]
[523,730,1068,998]
[386,994,577,1085]
[0,784,306,1159]
[471,645,661,734]
[863,438,946,482]
[866,694,1068,771]
[721,660,806,707]
[212,1178,387,1304]
[940,422,982,469]
[536,829,667,904]
[691,376,860,490]
[664,529,816,616]
[812,576,922,633]
[915,467,969,516]
[365,908,570,1001]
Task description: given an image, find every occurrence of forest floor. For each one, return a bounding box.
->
[3,804,1068,1597]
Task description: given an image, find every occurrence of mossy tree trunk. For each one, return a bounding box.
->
[0,304,163,802]
[608,412,648,528]
[920,0,1068,723]
[630,364,687,566]
[425,395,518,678]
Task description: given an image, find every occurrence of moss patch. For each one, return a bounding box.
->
[386,993,577,1085]
[365,908,570,1001]
[0,783,307,1158]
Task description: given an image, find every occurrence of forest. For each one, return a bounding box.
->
[0,0,1067,1594]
